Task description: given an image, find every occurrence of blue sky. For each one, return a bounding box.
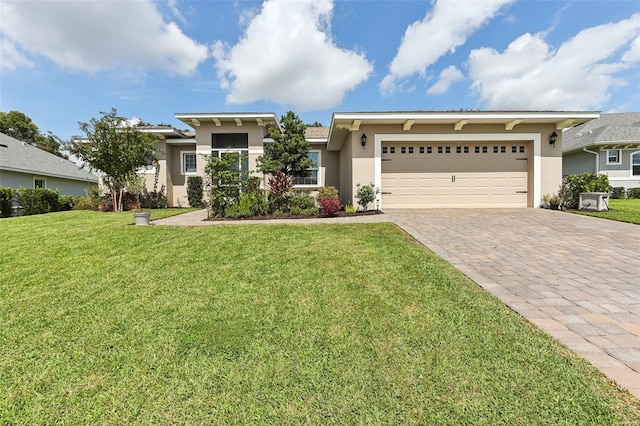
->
[1,0,639,141]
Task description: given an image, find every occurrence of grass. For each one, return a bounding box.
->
[574,198,640,224]
[1,211,639,424]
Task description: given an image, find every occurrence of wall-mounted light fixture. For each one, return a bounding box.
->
[361,133,367,149]
[549,131,558,146]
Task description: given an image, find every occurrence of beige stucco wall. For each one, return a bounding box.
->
[335,122,561,207]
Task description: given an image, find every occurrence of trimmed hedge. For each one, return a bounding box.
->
[610,187,627,199]
[16,188,62,215]
[0,187,15,218]
[628,188,640,199]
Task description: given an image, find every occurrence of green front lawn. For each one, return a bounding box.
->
[575,198,640,224]
[1,211,638,424]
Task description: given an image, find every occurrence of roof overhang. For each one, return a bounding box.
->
[175,112,281,131]
[138,127,187,139]
[327,111,600,151]
[564,141,640,155]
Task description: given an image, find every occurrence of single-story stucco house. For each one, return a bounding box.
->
[562,112,640,189]
[0,132,98,196]
[142,110,600,209]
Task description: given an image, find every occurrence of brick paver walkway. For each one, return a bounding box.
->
[154,208,640,398]
[386,209,640,398]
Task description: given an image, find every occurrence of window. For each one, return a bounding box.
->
[401,146,406,154]
[512,146,518,153]
[293,151,320,186]
[408,146,414,154]
[427,146,432,154]
[419,146,424,154]
[463,146,469,154]
[34,178,46,189]
[438,147,443,154]
[501,146,506,153]
[633,152,640,176]
[519,146,525,153]
[475,146,480,153]
[482,146,488,153]
[607,150,621,165]
[382,146,388,154]
[445,146,451,154]
[181,152,197,175]
[456,146,462,154]
[493,146,499,153]
[390,146,396,154]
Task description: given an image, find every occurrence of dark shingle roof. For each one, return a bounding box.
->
[0,132,98,182]
[562,112,640,152]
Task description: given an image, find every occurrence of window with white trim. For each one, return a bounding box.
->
[632,152,640,176]
[34,178,46,189]
[607,149,621,165]
[181,151,197,175]
[293,151,320,186]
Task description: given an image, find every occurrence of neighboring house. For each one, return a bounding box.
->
[0,132,98,196]
[562,112,640,189]
[143,111,599,209]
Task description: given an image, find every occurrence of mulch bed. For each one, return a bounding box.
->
[207,210,384,221]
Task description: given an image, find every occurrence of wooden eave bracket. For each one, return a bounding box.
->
[505,119,521,131]
[403,120,415,131]
[234,118,243,127]
[256,118,264,127]
[352,120,361,131]
[191,118,200,127]
[213,119,221,126]
[454,119,468,131]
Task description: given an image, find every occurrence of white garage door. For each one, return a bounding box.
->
[381,142,529,208]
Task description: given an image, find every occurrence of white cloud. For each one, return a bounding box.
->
[0,37,33,71]
[0,0,208,76]
[427,66,464,95]
[213,0,372,111]
[380,0,513,96]
[468,13,640,110]
[623,35,640,63]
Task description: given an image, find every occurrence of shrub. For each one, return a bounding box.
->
[16,188,61,215]
[319,196,341,216]
[317,186,339,200]
[225,193,255,219]
[0,187,15,218]
[356,182,379,211]
[559,173,610,210]
[290,191,318,216]
[99,191,138,212]
[140,185,168,209]
[627,188,640,198]
[610,187,627,199]
[344,204,357,214]
[186,176,204,208]
[268,171,293,213]
[58,195,75,211]
[205,152,244,218]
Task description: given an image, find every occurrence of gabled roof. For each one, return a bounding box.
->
[0,132,98,182]
[304,127,329,141]
[562,112,640,153]
[328,110,600,151]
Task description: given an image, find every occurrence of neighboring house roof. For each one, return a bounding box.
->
[328,110,600,151]
[0,132,98,183]
[562,112,640,153]
[305,127,329,141]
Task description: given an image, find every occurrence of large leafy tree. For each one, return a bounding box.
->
[256,111,314,178]
[0,110,66,158]
[67,108,157,212]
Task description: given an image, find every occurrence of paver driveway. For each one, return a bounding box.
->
[386,208,640,398]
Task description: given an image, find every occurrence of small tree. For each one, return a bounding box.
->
[67,108,157,212]
[204,152,244,217]
[257,111,314,179]
[356,182,380,211]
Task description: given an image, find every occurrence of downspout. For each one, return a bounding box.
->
[583,147,599,174]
